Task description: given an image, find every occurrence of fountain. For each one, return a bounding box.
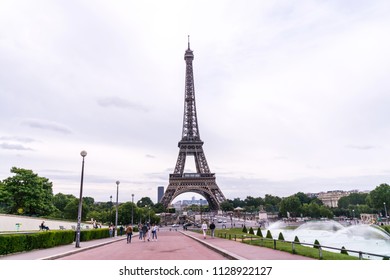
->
[264,220,390,259]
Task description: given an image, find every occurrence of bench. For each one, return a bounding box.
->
[59,225,65,230]
[39,225,49,231]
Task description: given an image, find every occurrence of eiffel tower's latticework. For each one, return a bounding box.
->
[161,40,226,210]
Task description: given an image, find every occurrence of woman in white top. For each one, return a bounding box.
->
[152,224,158,241]
[201,221,208,239]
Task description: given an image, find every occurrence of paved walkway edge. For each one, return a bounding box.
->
[42,236,129,260]
[180,231,246,260]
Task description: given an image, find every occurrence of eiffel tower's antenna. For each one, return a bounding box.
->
[188,35,190,49]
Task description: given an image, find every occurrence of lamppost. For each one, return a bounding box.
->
[200,198,202,222]
[144,205,150,224]
[131,194,134,225]
[75,150,87,248]
[384,202,388,223]
[114,180,120,237]
[110,195,112,223]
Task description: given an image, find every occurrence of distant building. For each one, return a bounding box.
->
[180,196,208,206]
[316,190,359,208]
[157,186,164,203]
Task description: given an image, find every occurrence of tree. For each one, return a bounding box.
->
[368,184,390,214]
[63,198,89,220]
[220,200,234,212]
[117,202,134,225]
[244,196,263,208]
[337,196,350,209]
[308,202,321,218]
[137,197,154,208]
[279,196,301,217]
[153,202,166,213]
[232,198,245,208]
[264,194,281,213]
[338,193,368,209]
[294,192,311,205]
[2,167,55,216]
[53,193,76,211]
[319,205,334,219]
[0,181,11,212]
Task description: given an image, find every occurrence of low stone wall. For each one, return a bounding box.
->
[0,214,79,232]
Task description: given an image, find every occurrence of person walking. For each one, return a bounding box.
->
[201,221,208,239]
[138,223,143,240]
[142,223,149,242]
[125,224,133,244]
[109,224,114,237]
[209,221,216,238]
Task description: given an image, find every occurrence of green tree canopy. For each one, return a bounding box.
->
[63,198,89,220]
[368,184,390,214]
[294,192,312,205]
[2,167,55,216]
[53,193,76,212]
[137,197,154,207]
[338,192,368,209]
[279,196,301,217]
[220,200,234,212]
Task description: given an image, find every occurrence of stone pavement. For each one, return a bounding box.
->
[0,229,313,260]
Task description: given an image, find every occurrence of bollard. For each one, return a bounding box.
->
[319,246,323,260]
[273,239,277,249]
[292,241,295,254]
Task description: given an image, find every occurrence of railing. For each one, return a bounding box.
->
[217,233,390,260]
[170,173,215,179]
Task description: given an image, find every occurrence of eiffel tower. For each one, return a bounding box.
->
[161,39,226,210]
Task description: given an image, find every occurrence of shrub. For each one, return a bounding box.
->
[313,239,320,249]
[242,225,248,233]
[340,246,348,255]
[80,228,109,241]
[256,228,263,237]
[249,227,254,235]
[278,232,285,241]
[266,230,273,239]
[294,236,300,243]
[0,230,75,256]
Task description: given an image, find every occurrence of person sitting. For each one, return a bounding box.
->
[40,221,49,231]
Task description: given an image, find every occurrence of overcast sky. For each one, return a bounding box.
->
[1,0,390,204]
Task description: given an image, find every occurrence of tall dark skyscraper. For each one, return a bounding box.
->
[157,186,164,203]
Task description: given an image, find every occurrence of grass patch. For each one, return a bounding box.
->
[214,228,360,260]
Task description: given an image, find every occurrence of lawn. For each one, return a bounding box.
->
[214,228,360,260]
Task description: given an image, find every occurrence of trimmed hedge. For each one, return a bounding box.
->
[80,228,109,241]
[0,228,111,256]
[0,230,74,255]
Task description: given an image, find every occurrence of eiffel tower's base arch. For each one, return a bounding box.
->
[161,173,226,211]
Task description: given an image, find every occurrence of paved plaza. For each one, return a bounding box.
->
[0,226,312,260]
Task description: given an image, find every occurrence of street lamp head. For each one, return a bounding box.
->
[80,150,87,157]
[116,180,120,185]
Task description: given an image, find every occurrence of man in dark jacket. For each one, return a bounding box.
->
[209,221,216,238]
